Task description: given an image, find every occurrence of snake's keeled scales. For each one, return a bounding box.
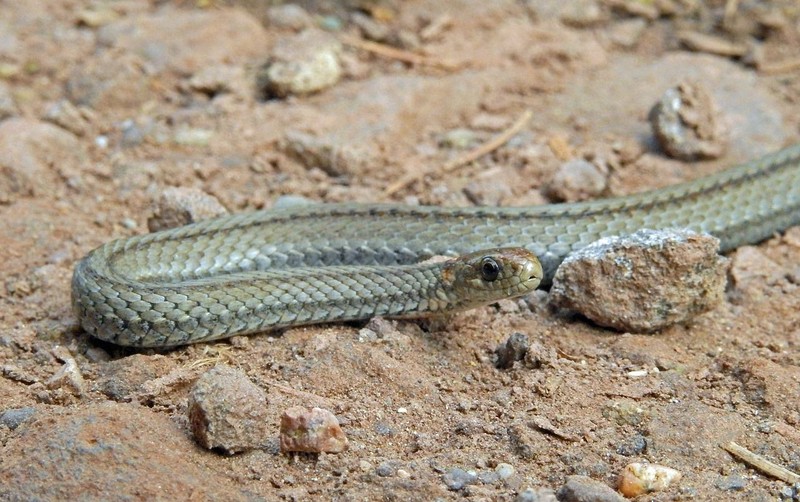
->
[73,144,800,347]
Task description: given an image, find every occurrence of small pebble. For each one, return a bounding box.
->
[650,80,728,161]
[83,347,111,363]
[524,341,557,369]
[76,5,119,27]
[544,159,606,202]
[188,65,247,97]
[618,462,682,497]
[147,187,228,232]
[174,128,213,146]
[495,332,530,369]
[616,434,648,456]
[279,406,348,454]
[397,469,411,479]
[440,128,477,149]
[443,468,478,491]
[187,365,270,454]
[478,470,501,484]
[560,0,607,27]
[272,195,316,209]
[376,461,396,477]
[266,4,313,31]
[120,120,146,147]
[557,475,625,502]
[609,18,648,48]
[496,463,516,480]
[45,357,86,397]
[260,29,342,98]
[374,422,395,436]
[549,229,727,332]
[0,407,36,430]
[375,461,397,478]
[516,487,558,502]
[714,474,747,491]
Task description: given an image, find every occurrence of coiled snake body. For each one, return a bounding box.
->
[73,144,800,347]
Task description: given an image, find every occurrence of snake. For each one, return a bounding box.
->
[72,143,800,347]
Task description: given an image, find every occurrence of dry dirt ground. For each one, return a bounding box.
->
[1,1,799,500]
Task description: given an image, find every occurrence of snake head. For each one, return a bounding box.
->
[444,247,542,308]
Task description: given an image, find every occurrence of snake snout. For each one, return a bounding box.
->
[519,253,544,289]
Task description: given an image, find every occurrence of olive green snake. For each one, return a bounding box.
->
[72,144,800,347]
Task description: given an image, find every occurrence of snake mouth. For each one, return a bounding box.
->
[516,258,544,294]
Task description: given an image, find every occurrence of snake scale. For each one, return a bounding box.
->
[72,143,800,347]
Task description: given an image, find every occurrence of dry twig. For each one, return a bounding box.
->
[340,34,459,70]
[722,441,800,484]
[384,109,533,196]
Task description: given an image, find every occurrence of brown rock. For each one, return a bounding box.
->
[148,187,228,232]
[279,406,348,453]
[188,365,270,454]
[550,229,727,332]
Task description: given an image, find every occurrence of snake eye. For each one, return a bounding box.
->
[480,257,501,282]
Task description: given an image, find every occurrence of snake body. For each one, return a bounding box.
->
[73,144,800,347]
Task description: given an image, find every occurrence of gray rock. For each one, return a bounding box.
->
[495,332,530,369]
[715,474,747,491]
[376,461,397,477]
[188,365,271,454]
[496,462,516,480]
[615,434,648,456]
[443,468,478,491]
[556,475,625,502]
[477,470,501,484]
[550,229,727,332]
[272,195,317,209]
[0,407,35,430]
